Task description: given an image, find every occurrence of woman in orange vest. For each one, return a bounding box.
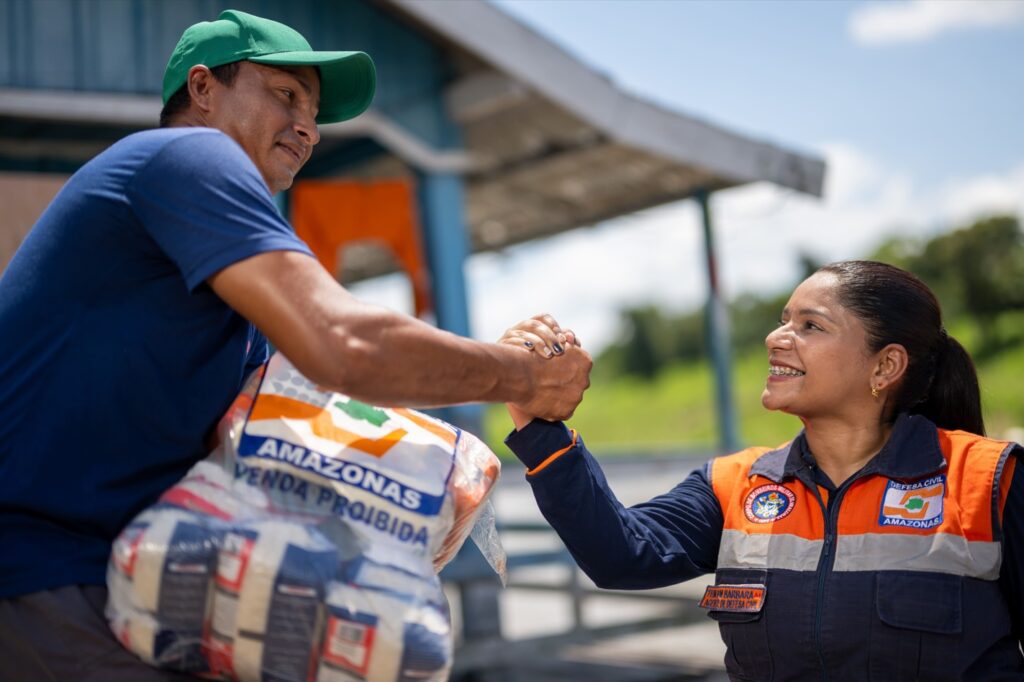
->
[500,260,1024,681]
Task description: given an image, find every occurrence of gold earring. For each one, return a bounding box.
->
[871,386,879,398]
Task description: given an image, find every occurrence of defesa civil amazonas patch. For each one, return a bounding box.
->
[878,475,945,529]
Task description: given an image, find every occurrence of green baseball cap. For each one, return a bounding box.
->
[162,9,375,124]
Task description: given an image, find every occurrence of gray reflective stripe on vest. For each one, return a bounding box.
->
[718,529,1001,580]
[834,533,1001,579]
[718,530,822,571]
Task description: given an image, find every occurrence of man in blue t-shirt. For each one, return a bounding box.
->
[0,11,590,680]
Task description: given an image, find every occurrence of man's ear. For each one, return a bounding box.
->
[873,343,908,392]
[186,65,218,115]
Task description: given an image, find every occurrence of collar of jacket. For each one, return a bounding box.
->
[748,413,947,484]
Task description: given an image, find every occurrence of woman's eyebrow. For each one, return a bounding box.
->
[797,307,835,322]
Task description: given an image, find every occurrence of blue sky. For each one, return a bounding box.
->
[354,0,1024,352]
[492,0,1024,186]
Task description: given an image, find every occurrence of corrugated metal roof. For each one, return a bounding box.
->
[0,0,825,276]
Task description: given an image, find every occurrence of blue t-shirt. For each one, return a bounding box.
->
[0,128,312,597]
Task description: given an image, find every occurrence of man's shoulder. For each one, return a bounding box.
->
[110,127,238,162]
[112,127,261,197]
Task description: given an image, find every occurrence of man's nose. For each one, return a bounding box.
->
[295,112,320,147]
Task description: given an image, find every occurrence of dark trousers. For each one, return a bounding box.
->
[0,585,196,681]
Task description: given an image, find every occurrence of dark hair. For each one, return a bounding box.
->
[158,61,241,127]
[818,260,985,435]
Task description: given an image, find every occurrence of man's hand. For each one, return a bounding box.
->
[517,345,591,423]
[498,314,590,428]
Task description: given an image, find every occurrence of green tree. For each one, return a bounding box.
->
[866,235,922,271]
[597,216,1024,379]
[730,292,789,352]
[913,215,1024,351]
[597,305,705,378]
[616,306,671,378]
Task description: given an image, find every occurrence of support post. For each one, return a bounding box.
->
[417,170,501,658]
[415,170,483,435]
[696,189,740,454]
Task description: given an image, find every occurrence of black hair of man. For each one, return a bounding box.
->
[158,61,242,128]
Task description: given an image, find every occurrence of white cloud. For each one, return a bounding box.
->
[820,142,888,203]
[712,142,925,302]
[466,201,707,350]
[940,163,1024,223]
[849,0,1024,46]
[350,146,1024,355]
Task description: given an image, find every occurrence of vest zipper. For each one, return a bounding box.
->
[809,482,846,682]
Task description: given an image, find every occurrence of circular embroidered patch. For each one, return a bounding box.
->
[744,484,797,524]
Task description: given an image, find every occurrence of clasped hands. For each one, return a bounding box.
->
[498,314,591,429]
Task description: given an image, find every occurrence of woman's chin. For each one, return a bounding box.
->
[761,392,795,415]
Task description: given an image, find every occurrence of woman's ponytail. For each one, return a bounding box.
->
[910,331,985,436]
[818,261,986,436]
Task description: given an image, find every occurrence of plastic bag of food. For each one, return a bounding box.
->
[107,352,505,680]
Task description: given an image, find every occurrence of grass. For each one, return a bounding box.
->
[482,350,800,458]
[978,342,1024,438]
[484,318,1024,458]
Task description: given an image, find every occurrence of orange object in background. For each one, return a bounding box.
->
[290,180,433,319]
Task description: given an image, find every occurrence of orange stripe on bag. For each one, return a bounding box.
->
[392,408,458,448]
[249,394,407,458]
[249,394,324,421]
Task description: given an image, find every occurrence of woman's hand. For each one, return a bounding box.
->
[498,313,580,357]
[498,314,585,430]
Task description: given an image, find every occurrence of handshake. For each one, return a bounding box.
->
[496,314,591,429]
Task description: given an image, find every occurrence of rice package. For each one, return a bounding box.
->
[107,352,505,681]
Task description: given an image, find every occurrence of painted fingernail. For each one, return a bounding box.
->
[524,340,534,349]
[552,342,564,354]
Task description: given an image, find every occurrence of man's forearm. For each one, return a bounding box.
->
[312,301,533,407]
[209,251,588,419]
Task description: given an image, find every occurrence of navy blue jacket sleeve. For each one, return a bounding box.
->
[505,419,722,590]
[998,445,1024,644]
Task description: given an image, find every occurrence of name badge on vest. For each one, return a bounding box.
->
[699,584,767,613]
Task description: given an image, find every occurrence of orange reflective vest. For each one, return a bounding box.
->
[703,414,1022,681]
